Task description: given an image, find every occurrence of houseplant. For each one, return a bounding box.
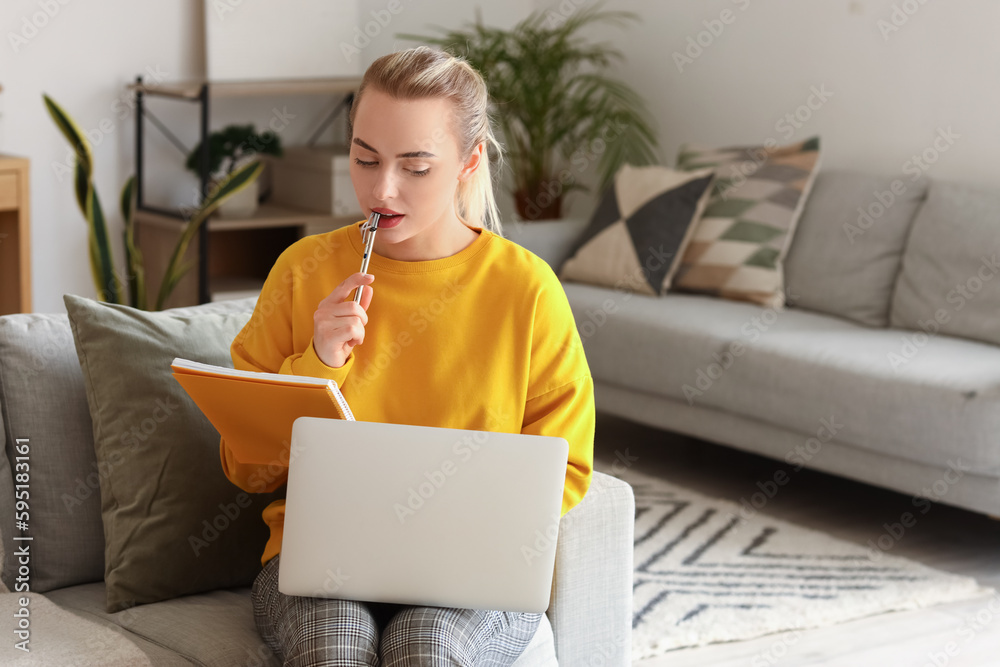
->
[398,2,659,221]
[44,94,263,311]
[185,124,283,218]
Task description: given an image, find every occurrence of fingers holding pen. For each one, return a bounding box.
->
[312,272,374,368]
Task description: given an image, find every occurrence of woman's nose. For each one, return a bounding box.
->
[372,167,398,201]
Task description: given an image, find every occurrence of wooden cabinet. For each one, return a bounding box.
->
[0,155,31,315]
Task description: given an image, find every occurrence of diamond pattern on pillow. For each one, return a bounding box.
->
[559,163,715,295]
[671,137,821,308]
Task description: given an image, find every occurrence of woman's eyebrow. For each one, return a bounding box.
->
[353,137,436,158]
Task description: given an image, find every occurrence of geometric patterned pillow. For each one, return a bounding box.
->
[670,137,821,308]
[559,163,716,296]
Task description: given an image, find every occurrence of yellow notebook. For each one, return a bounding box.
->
[171,357,355,465]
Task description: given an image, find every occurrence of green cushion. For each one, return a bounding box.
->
[63,294,285,613]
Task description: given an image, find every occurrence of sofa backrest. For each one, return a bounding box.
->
[0,311,104,591]
[783,169,928,327]
[890,179,1000,348]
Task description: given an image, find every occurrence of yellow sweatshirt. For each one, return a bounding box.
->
[220,219,595,566]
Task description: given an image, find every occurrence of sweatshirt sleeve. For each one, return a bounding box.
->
[520,266,595,517]
[522,374,595,517]
[220,243,356,493]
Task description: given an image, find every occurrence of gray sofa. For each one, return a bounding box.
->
[508,169,1000,520]
[0,296,636,665]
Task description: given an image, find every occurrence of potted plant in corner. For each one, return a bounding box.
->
[398,2,659,224]
[185,124,283,219]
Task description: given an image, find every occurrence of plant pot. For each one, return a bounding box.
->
[215,178,260,219]
[514,188,563,221]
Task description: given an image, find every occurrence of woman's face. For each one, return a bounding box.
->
[349,87,482,259]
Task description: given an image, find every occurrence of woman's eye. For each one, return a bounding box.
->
[354,157,428,177]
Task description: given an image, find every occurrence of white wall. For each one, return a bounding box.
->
[3,0,997,312]
[539,0,1000,220]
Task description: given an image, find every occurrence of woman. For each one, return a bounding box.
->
[221,46,595,666]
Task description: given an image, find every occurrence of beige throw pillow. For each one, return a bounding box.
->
[560,163,715,295]
[671,137,822,308]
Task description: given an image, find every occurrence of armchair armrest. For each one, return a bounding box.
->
[548,471,635,666]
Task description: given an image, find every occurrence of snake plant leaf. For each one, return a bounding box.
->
[120,176,146,310]
[73,159,89,218]
[155,160,264,310]
[46,94,121,304]
[43,94,93,176]
[120,176,135,230]
[87,231,102,306]
[84,184,122,304]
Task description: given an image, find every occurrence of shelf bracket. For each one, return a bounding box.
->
[306,92,354,147]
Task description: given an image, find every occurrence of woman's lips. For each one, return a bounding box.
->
[374,212,404,228]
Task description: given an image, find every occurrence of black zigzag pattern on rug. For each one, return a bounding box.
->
[628,481,927,630]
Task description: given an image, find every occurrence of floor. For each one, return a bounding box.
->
[590,411,1000,667]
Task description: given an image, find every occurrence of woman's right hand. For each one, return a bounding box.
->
[313,272,375,369]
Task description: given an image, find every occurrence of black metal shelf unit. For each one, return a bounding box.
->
[131,76,359,304]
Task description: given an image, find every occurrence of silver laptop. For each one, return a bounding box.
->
[277,416,569,613]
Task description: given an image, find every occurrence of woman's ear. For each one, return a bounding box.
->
[458,142,485,182]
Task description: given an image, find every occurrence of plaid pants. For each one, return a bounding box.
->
[251,553,544,666]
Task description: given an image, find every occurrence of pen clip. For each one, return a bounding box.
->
[361,212,381,245]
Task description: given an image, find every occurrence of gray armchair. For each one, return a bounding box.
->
[545,471,635,666]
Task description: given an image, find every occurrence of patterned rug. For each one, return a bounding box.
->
[610,467,996,661]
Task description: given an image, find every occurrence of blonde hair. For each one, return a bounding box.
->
[348,46,505,235]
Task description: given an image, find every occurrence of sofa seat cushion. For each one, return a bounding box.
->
[565,283,783,397]
[47,582,558,666]
[0,590,161,666]
[512,612,558,666]
[46,582,279,666]
[564,283,1000,475]
[711,322,1000,475]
